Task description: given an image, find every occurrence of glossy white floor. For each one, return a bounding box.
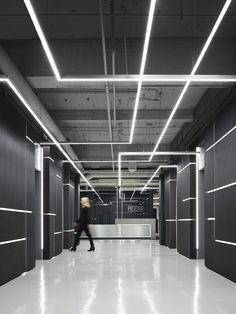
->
[1,240,236,314]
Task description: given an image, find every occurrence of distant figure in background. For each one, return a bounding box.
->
[70,197,95,252]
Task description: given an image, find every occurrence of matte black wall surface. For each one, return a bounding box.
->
[159,174,166,245]
[43,147,63,259]
[162,169,177,249]
[204,99,236,282]
[63,164,75,249]
[0,92,35,285]
[177,156,196,259]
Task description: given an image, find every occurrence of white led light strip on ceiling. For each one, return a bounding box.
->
[0,77,103,203]
[141,165,178,193]
[23,0,235,154]
[23,0,235,149]
[118,151,198,187]
[149,0,233,161]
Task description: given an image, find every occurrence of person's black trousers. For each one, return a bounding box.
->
[73,224,94,248]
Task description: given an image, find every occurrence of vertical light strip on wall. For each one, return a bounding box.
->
[129,0,156,143]
[149,0,232,161]
[40,146,44,251]
[196,147,200,255]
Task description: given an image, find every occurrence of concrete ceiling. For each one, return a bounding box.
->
[0,0,235,188]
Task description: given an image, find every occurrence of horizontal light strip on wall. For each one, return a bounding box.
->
[165,219,176,222]
[44,213,56,216]
[0,207,32,214]
[178,219,196,221]
[0,238,26,246]
[63,183,74,189]
[206,182,236,194]
[43,156,55,163]
[206,218,215,221]
[167,179,176,183]
[182,197,196,202]
[64,229,74,232]
[206,125,236,152]
[54,231,62,235]
[215,239,236,246]
[178,162,196,174]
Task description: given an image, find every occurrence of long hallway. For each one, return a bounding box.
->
[1,240,236,314]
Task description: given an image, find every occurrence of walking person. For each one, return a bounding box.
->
[70,197,95,252]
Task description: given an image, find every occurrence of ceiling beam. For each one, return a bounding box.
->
[49,109,193,121]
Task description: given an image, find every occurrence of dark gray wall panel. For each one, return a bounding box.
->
[215,100,236,139]
[214,242,236,282]
[205,194,214,218]
[43,147,63,259]
[43,215,55,259]
[63,164,75,249]
[55,234,63,256]
[26,140,35,271]
[177,221,196,259]
[159,174,165,245]
[205,221,215,269]
[0,92,36,284]
[205,150,214,192]
[0,212,25,242]
[214,134,236,187]
[0,241,26,286]
[160,170,176,249]
[177,158,197,259]
[204,96,236,282]
[0,97,26,210]
[215,186,236,243]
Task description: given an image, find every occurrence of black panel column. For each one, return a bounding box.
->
[63,164,75,249]
[159,174,166,245]
[164,169,177,249]
[43,147,63,259]
[54,160,63,256]
[177,156,197,259]
[43,147,56,259]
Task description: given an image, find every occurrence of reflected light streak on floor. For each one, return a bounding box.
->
[0,240,236,314]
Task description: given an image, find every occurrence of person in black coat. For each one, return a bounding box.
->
[70,197,95,252]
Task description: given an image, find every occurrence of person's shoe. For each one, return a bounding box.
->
[88,246,95,252]
[69,246,76,252]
